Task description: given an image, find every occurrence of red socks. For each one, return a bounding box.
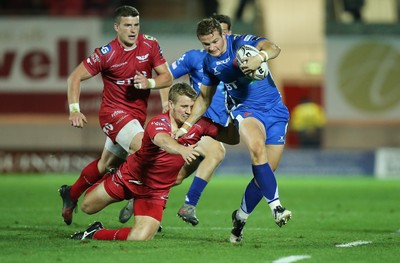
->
[93,228,131,240]
[69,159,102,202]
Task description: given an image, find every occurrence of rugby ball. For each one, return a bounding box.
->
[236,44,269,80]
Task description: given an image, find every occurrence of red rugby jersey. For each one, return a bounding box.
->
[83,34,166,122]
[126,112,221,191]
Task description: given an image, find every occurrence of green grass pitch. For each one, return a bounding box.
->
[0,174,399,263]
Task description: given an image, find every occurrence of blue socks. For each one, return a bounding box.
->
[185,176,208,206]
[252,162,279,203]
[240,179,263,214]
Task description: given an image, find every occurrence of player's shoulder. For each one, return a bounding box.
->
[140,34,159,44]
[96,38,119,57]
[148,113,170,126]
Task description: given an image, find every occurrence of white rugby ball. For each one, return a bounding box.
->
[236,44,269,80]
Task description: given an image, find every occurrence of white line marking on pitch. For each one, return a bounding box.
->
[272,255,311,263]
[336,240,372,247]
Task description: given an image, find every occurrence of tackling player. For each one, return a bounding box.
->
[70,83,236,241]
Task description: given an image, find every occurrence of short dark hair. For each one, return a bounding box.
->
[114,6,139,24]
[196,18,222,39]
[168,83,198,103]
[211,14,232,30]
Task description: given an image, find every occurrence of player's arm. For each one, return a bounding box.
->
[133,62,173,90]
[158,87,170,113]
[153,132,199,164]
[174,84,216,139]
[67,62,93,128]
[255,39,281,61]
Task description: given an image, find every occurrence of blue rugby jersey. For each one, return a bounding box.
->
[202,34,283,112]
[170,49,230,126]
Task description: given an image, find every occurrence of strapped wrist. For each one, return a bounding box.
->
[148,78,156,89]
[69,103,80,113]
[257,53,264,63]
[184,121,192,128]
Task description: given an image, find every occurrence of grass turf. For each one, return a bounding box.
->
[0,174,399,263]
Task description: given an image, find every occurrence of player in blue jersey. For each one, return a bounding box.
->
[170,14,233,226]
[118,15,235,226]
[175,17,292,243]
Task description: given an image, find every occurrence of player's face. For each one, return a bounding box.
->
[170,95,195,125]
[114,16,140,49]
[198,29,226,57]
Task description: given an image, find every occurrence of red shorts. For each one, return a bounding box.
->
[99,107,146,143]
[103,162,169,222]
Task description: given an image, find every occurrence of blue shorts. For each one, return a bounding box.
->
[204,105,230,127]
[230,101,289,145]
[204,90,230,127]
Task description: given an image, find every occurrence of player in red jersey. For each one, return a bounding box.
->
[70,83,236,241]
[59,5,173,225]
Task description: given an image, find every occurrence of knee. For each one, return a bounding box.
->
[208,143,226,163]
[80,200,94,214]
[247,142,267,163]
[96,159,108,175]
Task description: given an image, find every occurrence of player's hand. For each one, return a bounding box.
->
[179,144,200,164]
[133,71,150,89]
[240,55,262,75]
[69,112,87,128]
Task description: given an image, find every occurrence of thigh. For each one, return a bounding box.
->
[81,180,118,214]
[194,136,225,158]
[265,144,285,171]
[100,142,126,173]
[115,119,144,154]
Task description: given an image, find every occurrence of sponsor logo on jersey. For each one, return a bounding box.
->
[212,65,221,75]
[111,110,126,118]
[136,54,149,63]
[111,61,128,68]
[87,53,100,65]
[100,44,112,55]
[216,57,230,65]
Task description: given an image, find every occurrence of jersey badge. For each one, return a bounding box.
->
[144,35,156,41]
[100,44,112,55]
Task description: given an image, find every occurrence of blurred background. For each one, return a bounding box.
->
[0,0,399,178]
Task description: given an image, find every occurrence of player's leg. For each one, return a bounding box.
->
[70,179,122,240]
[72,199,163,241]
[230,144,286,243]
[230,114,291,243]
[59,141,126,225]
[177,136,225,226]
[116,119,145,223]
[80,180,119,214]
